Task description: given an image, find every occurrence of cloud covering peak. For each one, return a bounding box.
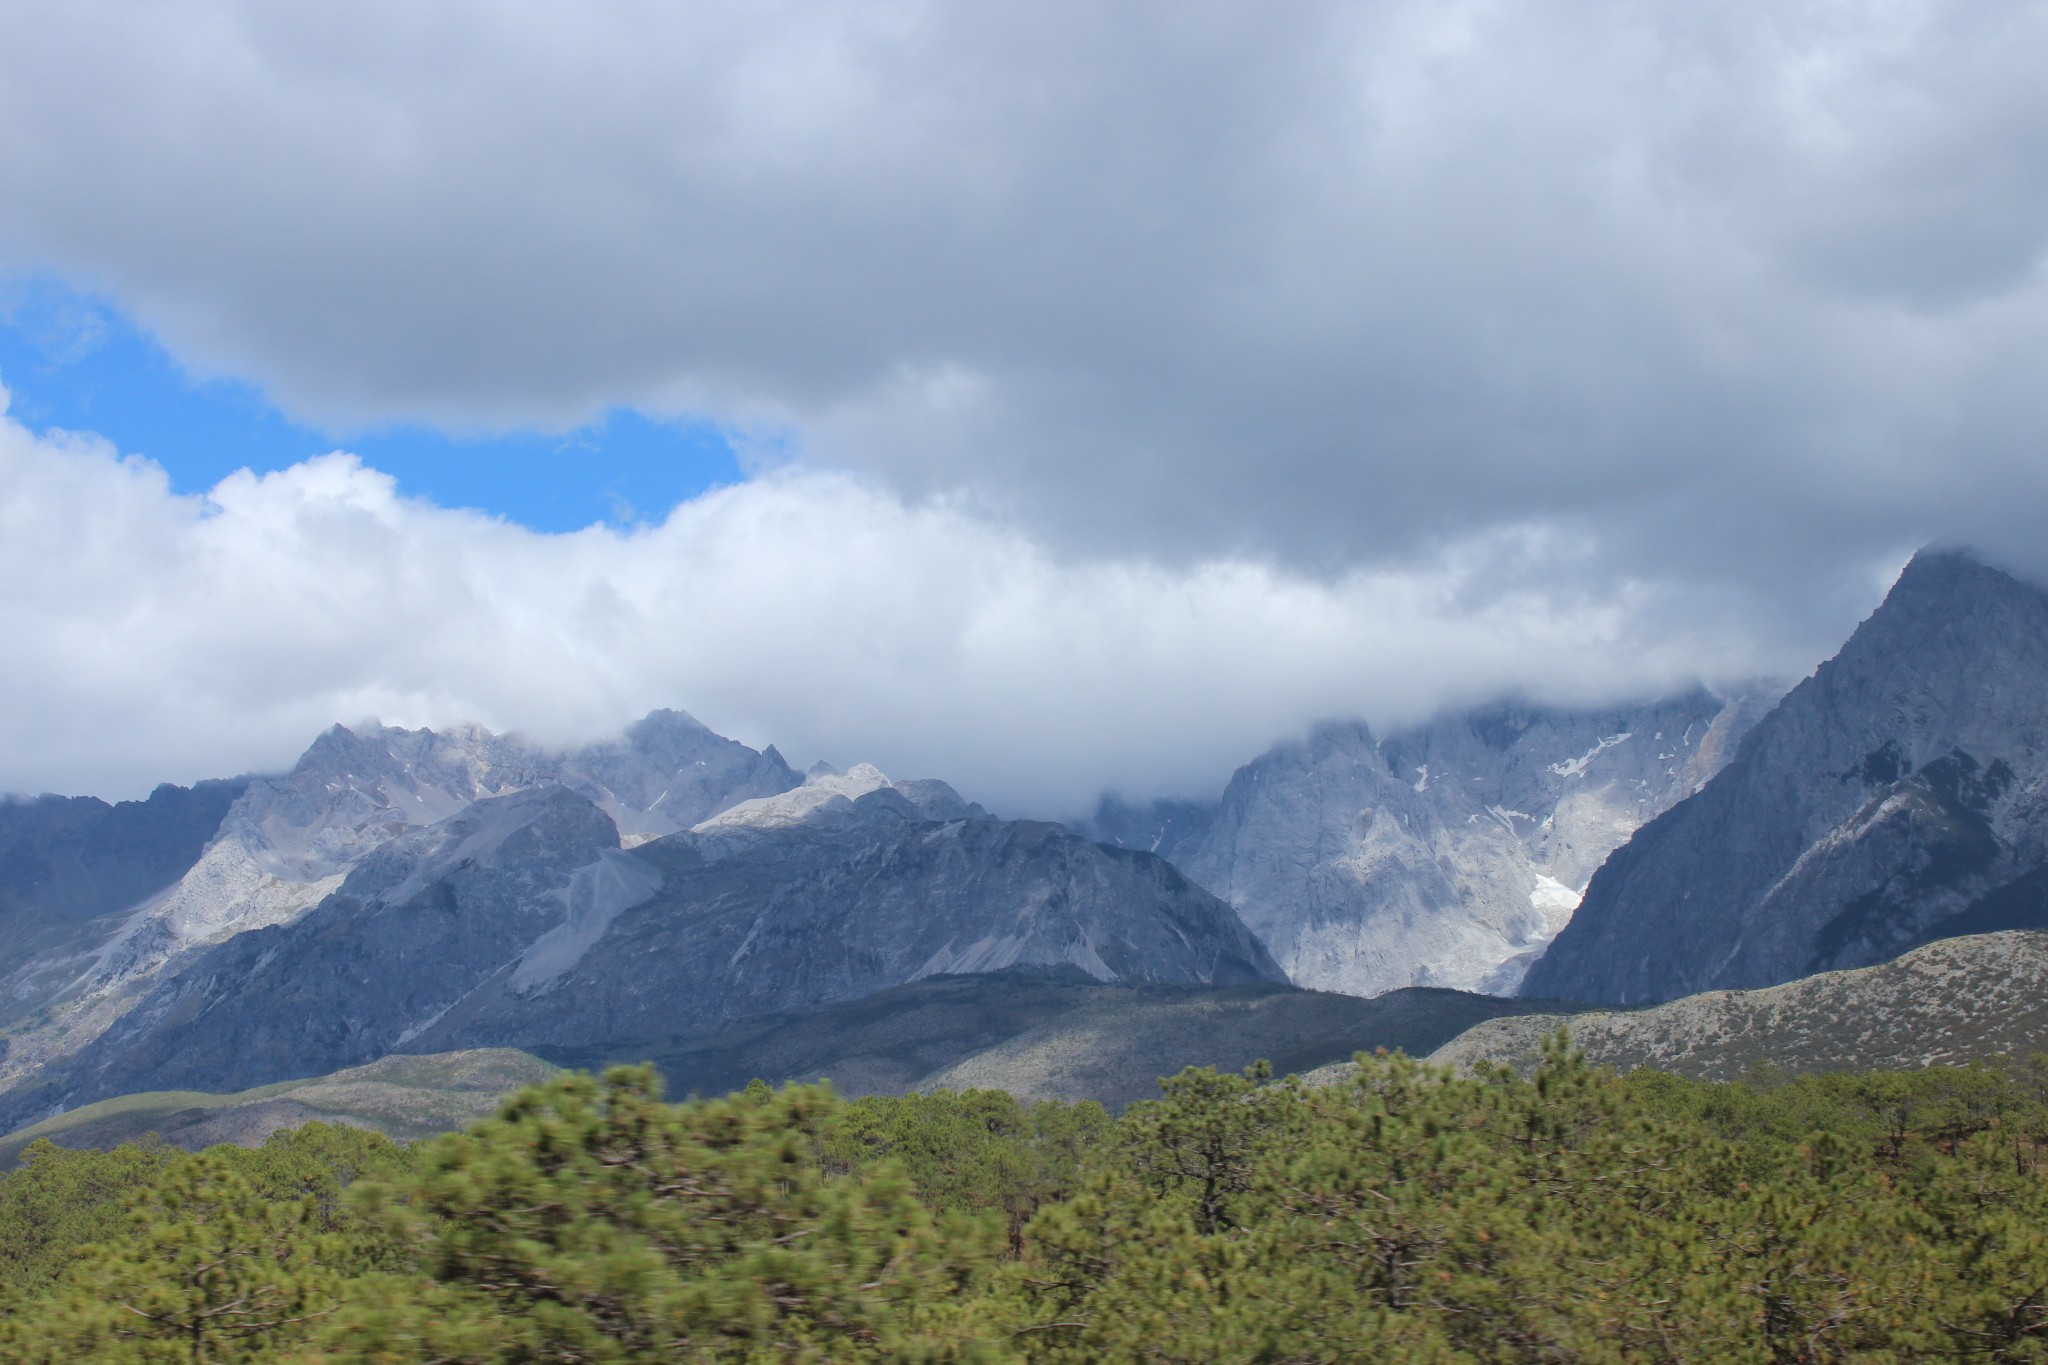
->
[0,403,1834,812]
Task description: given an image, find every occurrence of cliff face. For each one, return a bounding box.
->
[0,779,247,988]
[422,802,1283,1055]
[1524,552,2048,1005]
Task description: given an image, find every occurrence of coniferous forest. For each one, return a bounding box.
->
[5,1043,2048,1363]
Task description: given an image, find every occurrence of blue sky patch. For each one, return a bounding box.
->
[0,276,744,531]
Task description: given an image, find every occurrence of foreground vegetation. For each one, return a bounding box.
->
[5,1040,2048,1361]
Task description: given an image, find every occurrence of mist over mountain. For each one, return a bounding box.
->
[1079,688,1776,996]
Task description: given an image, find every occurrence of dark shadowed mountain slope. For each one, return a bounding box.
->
[416,796,1285,1054]
[0,785,620,1128]
[1524,552,2048,1005]
[0,781,249,925]
[539,967,1537,1112]
[0,781,246,971]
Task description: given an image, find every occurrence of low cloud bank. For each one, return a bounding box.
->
[0,405,1848,815]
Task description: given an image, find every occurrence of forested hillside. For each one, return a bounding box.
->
[4,1048,2048,1362]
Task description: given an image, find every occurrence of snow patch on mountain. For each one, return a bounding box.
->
[1549,733,1633,780]
[1529,873,1583,930]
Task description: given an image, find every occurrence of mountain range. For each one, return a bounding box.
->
[7,546,2048,1143]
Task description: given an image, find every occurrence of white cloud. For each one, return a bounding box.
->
[0,404,1833,814]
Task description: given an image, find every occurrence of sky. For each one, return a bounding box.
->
[2,0,2045,814]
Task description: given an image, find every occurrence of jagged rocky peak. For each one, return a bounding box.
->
[252,708,802,865]
[891,778,987,822]
[554,708,801,838]
[241,720,545,880]
[151,709,800,948]
[619,707,722,762]
[1523,550,2048,1005]
[1080,685,1773,998]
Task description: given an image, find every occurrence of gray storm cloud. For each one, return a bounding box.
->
[0,1,2042,801]
[1,4,2043,578]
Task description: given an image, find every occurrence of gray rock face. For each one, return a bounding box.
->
[422,798,1282,1056]
[5,782,1279,1124]
[0,710,799,1096]
[18,786,619,1114]
[1085,690,1770,996]
[1523,552,2048,1005]
[152,707,798,953]
[556,710,805,838]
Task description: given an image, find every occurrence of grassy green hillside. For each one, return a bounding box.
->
[0,1048,555,1167]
